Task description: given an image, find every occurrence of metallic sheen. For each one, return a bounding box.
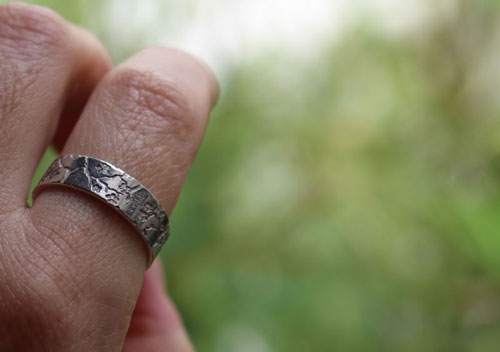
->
[33,154,170,267]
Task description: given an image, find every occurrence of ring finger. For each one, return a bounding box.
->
[29,47,217,350]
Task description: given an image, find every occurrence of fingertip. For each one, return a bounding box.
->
[68,24,113,72]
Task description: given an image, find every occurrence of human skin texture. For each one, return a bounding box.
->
[0,2,218,351]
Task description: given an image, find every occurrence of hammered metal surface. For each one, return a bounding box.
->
[33,155,170,266]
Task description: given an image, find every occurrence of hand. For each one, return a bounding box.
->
[0,3,217,351]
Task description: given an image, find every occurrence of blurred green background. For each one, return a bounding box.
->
[7,0,500,350]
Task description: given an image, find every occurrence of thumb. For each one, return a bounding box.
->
[123,259,194,352]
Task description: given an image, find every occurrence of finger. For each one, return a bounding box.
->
[52,25,114,151]
[64,47,218,212]
[29,48,217,350]
[123,260,193,352]
[0,3,111,209]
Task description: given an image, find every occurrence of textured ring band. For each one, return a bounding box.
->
[33,154,170,267]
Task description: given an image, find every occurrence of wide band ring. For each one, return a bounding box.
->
[33,154,170,267]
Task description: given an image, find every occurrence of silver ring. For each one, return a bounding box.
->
[33,154,170,267]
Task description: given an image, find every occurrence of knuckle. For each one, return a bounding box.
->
[0,264,83,350]
[0,59,33,116]
[0,197,139,350]
[0,199,136,348]
[0,4,70,119]
[0,278,63,349]
[105,67,196,132]
[0,223,71,349]
[0,2,68,52]
[28,191,141,309]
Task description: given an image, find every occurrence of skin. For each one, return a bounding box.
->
[0,2,218,351]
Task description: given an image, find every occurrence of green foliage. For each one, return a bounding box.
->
[8,0,500,350]
[170,3,500,350]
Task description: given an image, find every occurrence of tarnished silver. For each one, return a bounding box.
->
[33,154,170,267]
